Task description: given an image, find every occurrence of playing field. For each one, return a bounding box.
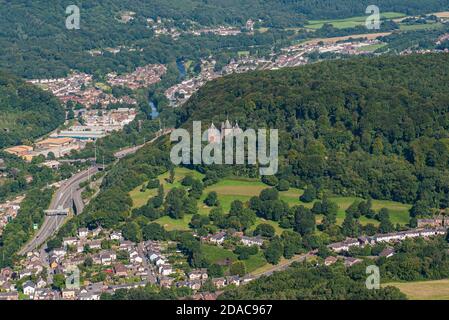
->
[387,279,449,300]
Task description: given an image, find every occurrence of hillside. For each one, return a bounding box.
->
[1,0,448,78]
[0,72,65,149]
[176,53,449,210]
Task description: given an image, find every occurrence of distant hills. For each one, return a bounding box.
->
[0,72,65,149]
[1,0,448,78]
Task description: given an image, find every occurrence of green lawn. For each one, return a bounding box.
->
[386,279,449,300]
[305,12,405,29]
[202,244,237,264]
[399,22,444,31]
[201,244,267,273]
[153,215,192,231]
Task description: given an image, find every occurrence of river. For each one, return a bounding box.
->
[149,101,159,120]
[177,59,187,80]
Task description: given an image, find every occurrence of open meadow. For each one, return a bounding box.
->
[386,279,449,300]
[129,167,411,233]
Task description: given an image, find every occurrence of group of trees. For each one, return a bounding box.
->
[0,188,53,267]
[0,71,65,149]
[220,261,406,300]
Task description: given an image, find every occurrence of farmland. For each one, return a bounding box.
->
[305,12,405,29]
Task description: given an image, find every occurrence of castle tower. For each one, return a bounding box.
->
[233,121,243,136]
[207,123,221,144]
[222,118,233,138]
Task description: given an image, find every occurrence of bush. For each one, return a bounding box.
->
[277,179,290,191]
[300,186,316,203]
[262,175,278,186]
[254,223,276,238]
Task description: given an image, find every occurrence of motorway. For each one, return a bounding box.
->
[19,129,173,255]
[19,166,100,255]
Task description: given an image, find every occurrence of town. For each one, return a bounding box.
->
[0,218,445,300]
[164,36,388,107]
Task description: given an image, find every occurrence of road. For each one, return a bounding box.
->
[251,252,315,279]
[19,166,100,255]
[114,128,174,159]
[19,129,173,255]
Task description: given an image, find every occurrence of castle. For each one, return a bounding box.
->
[207,119,243,143]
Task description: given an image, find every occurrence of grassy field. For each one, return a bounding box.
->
[356,43,387,52]
[398,22,444,31]
[129,167,411,231]
[387,279,449,300]
[305,12,405,29]
[201,244,266,273]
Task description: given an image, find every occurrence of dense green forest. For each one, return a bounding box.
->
[1,0,448,78]
[220,261,406,299]
[0,188,53,267]
[0,71,65,148]
[177,54,449,212]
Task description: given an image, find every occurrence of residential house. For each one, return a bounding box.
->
[61,288,78,300]
[188,269,208,281]
[324,256,338,266]
[379,248,395,258]
[155,257,166,266]
[79,291,101,300]
[328,238,360,252]
[88,240,102,250]
[159,277,174,288]
[100,251,117,265]
[91,226,103,237]
[36,278,47,289]
[52,247,67,258]
[159,264,173,276]
[0,291,19,300]
[209,232,226,245]
[114,263,128,277]
[226,276,240,287]
[241,236,264,247]
[34,289,58,300]
[110,231,123,241]
[343,257,363,268]
[78,228,89,239]
[189,280,202,291]
[0,282,15,293]
[23,281,36,297]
